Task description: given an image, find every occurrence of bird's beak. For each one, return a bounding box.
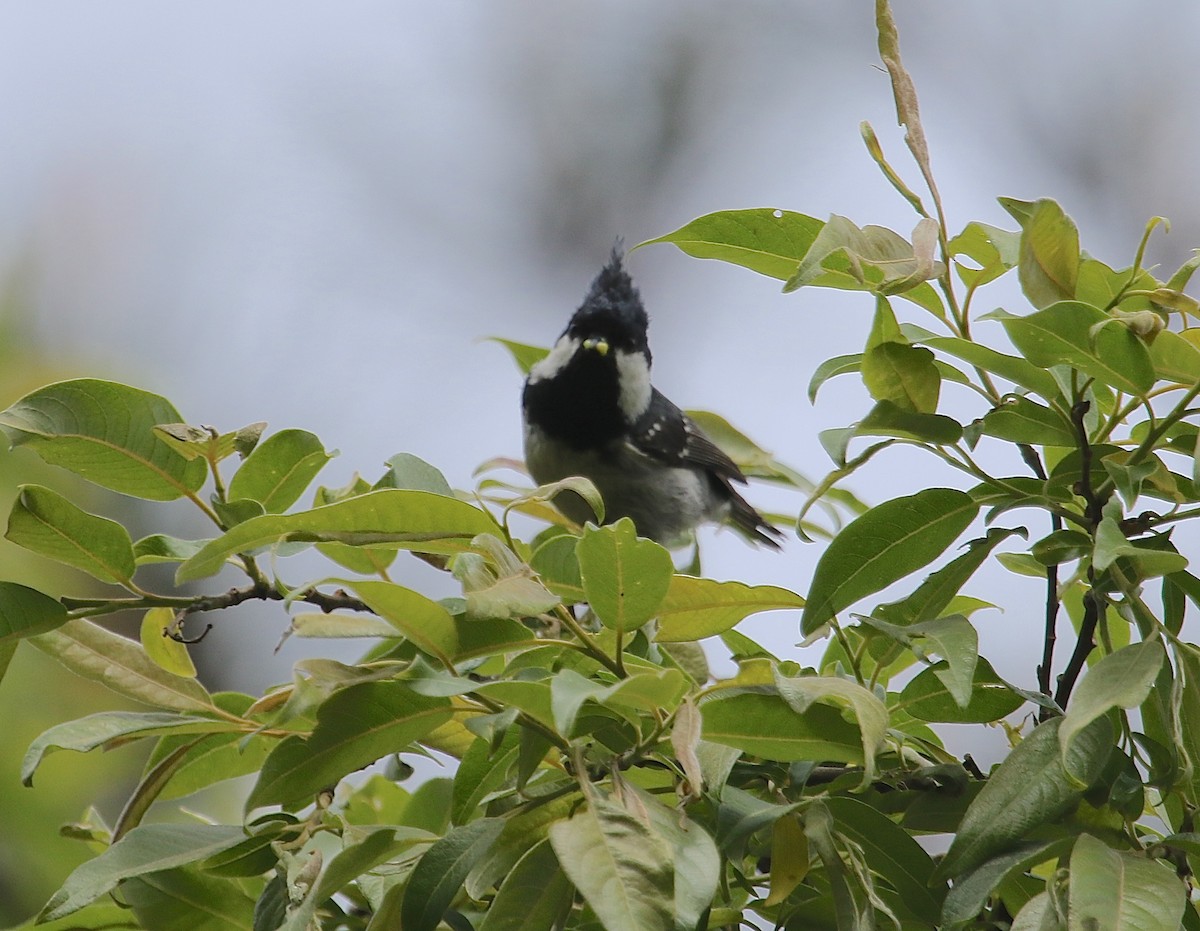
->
[582,336,610,357]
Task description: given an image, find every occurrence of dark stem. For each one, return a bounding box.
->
[1019,443,1061,719]
[1053,401,1105,711]
[1054,586,1102,711]
[1036,558,1060,722]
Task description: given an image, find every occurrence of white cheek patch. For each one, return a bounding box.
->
[615,349,652,420]
[527,335,581,383]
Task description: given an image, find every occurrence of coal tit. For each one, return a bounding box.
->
[522,249,782,549]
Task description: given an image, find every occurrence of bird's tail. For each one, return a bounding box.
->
[728,490,785,549]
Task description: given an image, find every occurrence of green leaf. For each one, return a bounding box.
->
[641,208,824,280]
[855,400,963,444]
[1069,833,1185,931]
[275,829,422,931]
[1075,257,1157,312]
[133,533,209,565]
[1149,329,1200,384]
[632,788,720,929]
[654,575,804,642]
[935,716,1113,880]
[0,379,207,500]
[246,681,452,810]
[1060,640,1165,771]
[712,784,803,854]
[227,428,332,513]
[452,533,560,619]
[31,619,213,712]
[773,669,888,783]
[478,838,574,931]
[530,534,584,603]
[700,691,865,763]
[5,484,138,583]
[38,823,249,921]
[899,656,1024,723]
[1094,510,1188,576]
[549,798,675,931]
[876,526,1023,625]
[0,581,68,648]
[473,679,555,731]
[5,901,134,930]
[146,696,273,801]
[152,421,265,463]
[786,215,946,304]
[601,667,689,716]
[576,518,673,632]
[177,488,497,582]
[802,488,978,634]
[808,353,862,403]
[122,867,257,931]
[802,800,870,929]
[22,711,235,786]
[1002,301,1155,396]
[685,409,816,488]
[338,580,460,663]
[1015,198,1080,308]
[979,397,1077,447]
[941,839,1072,931]
[1008,892,1054,931]
[824,796,945,923]
[902,324,1061,399]
[140,607,197,678]
[906,615,978,709]
[765,814,809,907]
[948,221,1019,288]
[464,793,579,899]
[401,818,506,931]
[488,337,549,375]
[548,668,608,737]
[861,342,940,413]
[1031,529,1092,567]
[451,733,521,826]
[287,612,399,639]
[375,452,455,496]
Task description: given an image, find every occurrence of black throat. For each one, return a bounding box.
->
[523,350,625,451]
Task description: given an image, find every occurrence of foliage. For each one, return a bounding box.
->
[6,3,1200,929]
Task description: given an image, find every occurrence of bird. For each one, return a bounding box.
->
[521,248,782,549]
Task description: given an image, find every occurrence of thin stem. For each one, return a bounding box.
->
[62,583,372,621]
[934,444,1088,530]
[1096,380,1200,498]
[829,620,866,687]
[554,605,624,678]
[184,489,224,528]
[468,692,570,752]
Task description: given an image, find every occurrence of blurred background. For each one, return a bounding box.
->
[2,1,1199,919]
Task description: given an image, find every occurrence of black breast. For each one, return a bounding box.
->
[523,351,624,451]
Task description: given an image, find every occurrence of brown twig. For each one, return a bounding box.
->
[61,583,372,622]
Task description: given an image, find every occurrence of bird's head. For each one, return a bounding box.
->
[525,249,655,434]
[563,249,651,364]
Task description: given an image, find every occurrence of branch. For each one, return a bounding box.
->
[1053,587,1103,711]
[62,583,371,622]
[1053,401,1105,711]
[1018,443,1062,719]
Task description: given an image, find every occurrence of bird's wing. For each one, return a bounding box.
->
[630,389,747,485]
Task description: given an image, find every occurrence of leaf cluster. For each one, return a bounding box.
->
[6,2,1200,929]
